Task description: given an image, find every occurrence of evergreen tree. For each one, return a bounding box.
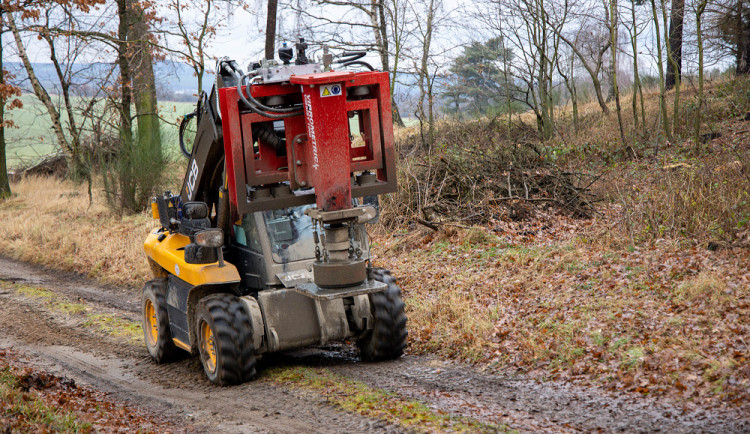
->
[445,37,514,116]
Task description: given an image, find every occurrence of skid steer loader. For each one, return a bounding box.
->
[141,41,407,385]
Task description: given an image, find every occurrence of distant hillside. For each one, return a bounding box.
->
[5,60,441,111]
[5,61,213,102]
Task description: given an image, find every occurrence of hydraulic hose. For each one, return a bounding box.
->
[236,74,303,120]
[336,51,375,71]
[179,110,197,158]
[241,74,302,114]
[342,60,375,71]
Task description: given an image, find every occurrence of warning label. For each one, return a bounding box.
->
[320,83,343,98]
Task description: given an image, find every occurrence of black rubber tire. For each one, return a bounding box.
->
[195,293,257,385]
[357,268,408,362]
[142,279,180,363]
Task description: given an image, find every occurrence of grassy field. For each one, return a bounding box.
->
[4,94,196,169]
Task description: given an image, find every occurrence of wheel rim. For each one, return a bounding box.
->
[200,320,217,374]
[144,299,158,347]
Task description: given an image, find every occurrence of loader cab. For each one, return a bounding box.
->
[228,204,370,292]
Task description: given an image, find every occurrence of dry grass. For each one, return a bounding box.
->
[373,226,750,406]
[674,272,729,306]
[0,176,157,287]
[614,155,750,245]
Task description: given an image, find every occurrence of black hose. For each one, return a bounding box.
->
[236,74,303,120]
[253,124,285,155]
[240,74,302,113]
[179,110,197,158]
[337,51,367,63]
[335,51,376,71]
[343,60,375,71]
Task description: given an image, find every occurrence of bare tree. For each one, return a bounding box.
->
[623,0,646,128]
[550,4,612,116]
[660,0,680,137]
[266,0,278,59]
[6,9,82,174]
[410,0,441,148]
[281,0,407,125]
[160,0,248,96]
[0,6,23,198]
[556,47,579,134]
[694,0,708,145]
[482,0,561,139]
[665,0,684,89]
[704,1,749,75]
[608,0,626,147]
[649,0,673,143]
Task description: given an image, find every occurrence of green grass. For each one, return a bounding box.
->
[5,94,195,168]
[5,282,142,345]
[81,314,142,344]
[0,366,91,432]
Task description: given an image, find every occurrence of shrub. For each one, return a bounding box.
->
[619,153,750,244]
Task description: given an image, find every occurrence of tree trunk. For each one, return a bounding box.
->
[650,0,673,143]
[537,0,553,140]
[131,3,160,158]
[502,36,513,137]
[418,0,435,149]
[116,0,135,210]
[610,0,626,148]
[265,0,278,60]
[130,1,162,208]
[662,0,680,135]
[392,102,405,127]
[369,0,404,127]
[557,55,578,135]
[737,0,750,75]
[606,61,616,102]
[630,0,640,128]
[665,0,684,89]
[695,0,707,147]
[7,12,71,156]
[556,32,611,116]
[0,14,10,199]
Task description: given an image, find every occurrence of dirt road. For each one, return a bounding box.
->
[0,256,747,433]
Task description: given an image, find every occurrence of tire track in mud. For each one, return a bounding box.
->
[310,351,750,433]
[1,256,749,433]
[0,259,395,433]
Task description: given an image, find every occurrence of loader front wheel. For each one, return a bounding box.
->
[196,293,256,385]
[142,279,179,363]
[357,268,408,362]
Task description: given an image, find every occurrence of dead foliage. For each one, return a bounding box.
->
[9,153,68,181]
[381,119,599,230]
[0,349,182,432]
[9,135,119,182]
[372,219,750,410]
[615,151,750,247]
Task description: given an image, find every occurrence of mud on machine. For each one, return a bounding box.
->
[141,40,407,384]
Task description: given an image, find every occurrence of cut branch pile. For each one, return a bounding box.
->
[382,119,599,229]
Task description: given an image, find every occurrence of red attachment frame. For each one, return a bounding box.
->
[218,70,397,217]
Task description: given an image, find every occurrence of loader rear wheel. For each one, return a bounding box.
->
[195,293,257,385]
[142,279,180,363]
[357,268,408,362]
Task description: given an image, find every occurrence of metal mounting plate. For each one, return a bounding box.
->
[295,279,387,300]
[260,64,323,84]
